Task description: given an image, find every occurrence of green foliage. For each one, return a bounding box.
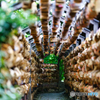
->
[44,54,58,64]
[0,8,20,43]
[0,8,39,43]
[59,59,65,81]
[0,4,40,100]
[15,9,40,28]
[0,51,21,100]
[44,54,65,81]
[0,51,5,68]
[0,1,39,100]
[0,88,21,100]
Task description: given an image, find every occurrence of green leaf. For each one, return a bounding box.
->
[6,91,16,99]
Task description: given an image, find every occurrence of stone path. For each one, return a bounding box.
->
[34,91,68,100]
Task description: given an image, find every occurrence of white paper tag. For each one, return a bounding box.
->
[89,73,92,78]
[78,66,81,70]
